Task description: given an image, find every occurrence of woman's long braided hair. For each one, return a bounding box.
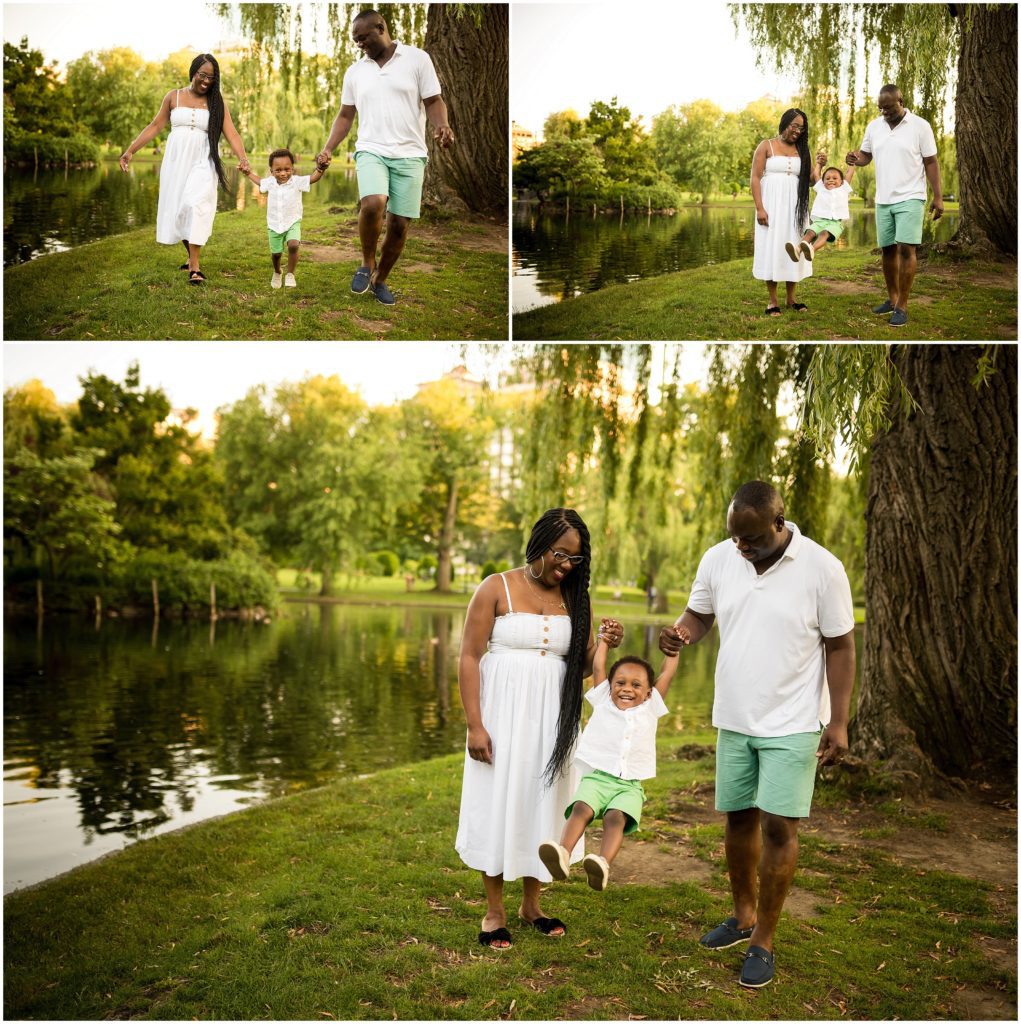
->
[778,107,811,234]
[190,53,230,192]
[524,508,592,787]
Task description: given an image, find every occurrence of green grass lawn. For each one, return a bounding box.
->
[4,187,508,341]
[513,245,1016,341]
[277,571,867,624]
[4,733,1013,1020]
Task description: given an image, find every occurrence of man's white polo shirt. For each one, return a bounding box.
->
[860,110,938,204]
[574,680,668,780]
[341,42,442,158]
[686,522,854,737]
[259,175,311,233]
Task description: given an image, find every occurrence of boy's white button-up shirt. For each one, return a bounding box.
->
[687,521,854,738]
[811,179,853,221]
[259,174,311,234]
[574,680,668,781]
[341,42,442,158]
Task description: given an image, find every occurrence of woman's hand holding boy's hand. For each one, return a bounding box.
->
[238,158,251,175]
[467,724,494,764]
[598,617,623,648]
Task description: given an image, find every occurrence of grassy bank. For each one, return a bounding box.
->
[5,733,1014,1020]
[513,246,1016,341]
[278,572,867,624]
[4,188,508,341]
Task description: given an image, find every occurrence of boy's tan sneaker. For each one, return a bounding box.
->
[271,272,282,289]
[284,273,297,288]
[583,853,610,891]
[538,840,570,881]
[799,240,814,261]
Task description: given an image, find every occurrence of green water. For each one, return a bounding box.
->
[3,603,719,891]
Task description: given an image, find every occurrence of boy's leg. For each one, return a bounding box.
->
[560,801,594,853]
[598,808,628,864]
[272,252,282,272]
[286,240,300,275]
[801,229,818,243]
[812,234,830,252]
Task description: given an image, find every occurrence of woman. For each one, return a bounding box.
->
[119,54,250,284]
[751,108,812,315]
[455,509,622,948]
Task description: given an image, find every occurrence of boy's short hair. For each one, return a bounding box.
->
[607,655,655,688]
[822,166,845,181]
[269,148,295,167]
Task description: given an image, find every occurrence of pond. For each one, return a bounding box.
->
[512,201,960,313]
[4,602,726,892]
[3,160,360,267]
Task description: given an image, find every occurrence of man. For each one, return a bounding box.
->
[660,481,855,988]
[317,9,455,307]
[846,84,943,329]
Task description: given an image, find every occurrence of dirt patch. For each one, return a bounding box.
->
[952,984,1015,1021]
[610,838,715,889]
[350,314,393,335]
[817,279,874,295]
[400,261,438,274]
[302,243,362,263]
[413,219,508,254]
[925,263,1018,290]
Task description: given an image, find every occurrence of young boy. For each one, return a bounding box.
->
[538,621,688,892]
[786,153,858,263]
[242,149,325,288]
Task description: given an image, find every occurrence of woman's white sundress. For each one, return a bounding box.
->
[455,573,582,881]
[752,141,812,283]
[155,91,218,247]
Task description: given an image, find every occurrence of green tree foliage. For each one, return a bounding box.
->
[513,137,607,205]
[543,108,584,141]
[3,381,68,458]
[4,448,123,579]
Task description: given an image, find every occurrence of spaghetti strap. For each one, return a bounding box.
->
[173,88,179,110]
[500,572,514,614]
[767,138,774,158]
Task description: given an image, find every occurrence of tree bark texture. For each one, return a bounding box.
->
[853,345,1017,781]
[422,4,508,217]
[434,477,459,593]
[953,5,1017,254]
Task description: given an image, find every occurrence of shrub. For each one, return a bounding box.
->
[3,127,100,165]
[480,559,512,581]
[372,550,401,577]
[418,554,437,579]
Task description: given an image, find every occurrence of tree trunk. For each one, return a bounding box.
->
[852,345,1017,784]
[953,5,1017,254]
[434,477,459,593]
[319,563,335,598]
[422,4,508,217]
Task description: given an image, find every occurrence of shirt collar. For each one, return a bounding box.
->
[783,521,803,560]
[361,40,403,65]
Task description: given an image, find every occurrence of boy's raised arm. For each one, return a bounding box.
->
[655,624,690,697]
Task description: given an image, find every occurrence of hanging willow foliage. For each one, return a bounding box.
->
[731,4,958,147]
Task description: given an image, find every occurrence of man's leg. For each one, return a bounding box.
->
[749,812,800,952]
[358,195,388,272]
[895,242,918,310]
[371,212,411,286]
[881,244,900,306]
[725,807,761,929]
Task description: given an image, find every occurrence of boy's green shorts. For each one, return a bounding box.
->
[355,151,427,219]
[268,220,301,254]
[566,769,645,834]
[715,727,822,819]
[875,198,925,247]
[809,217,844,241]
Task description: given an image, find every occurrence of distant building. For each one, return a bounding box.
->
[512,121,538,158]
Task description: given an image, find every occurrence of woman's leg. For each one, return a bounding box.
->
[520,876,565,934]
[766,280,780,312]
[188,242,202,272]
[785,282,798,307]
[481,872,509,947]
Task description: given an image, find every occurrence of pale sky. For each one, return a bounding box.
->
[511,1,803,136]
[3,0,241,67]
[3,342,711,439]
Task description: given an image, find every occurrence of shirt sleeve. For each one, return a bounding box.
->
[585,679,610,707]
[418,50,442,99]
[648,687,669,718]
[842,181,853,196]
[813,180,826,194]
[340,66,357,107]
[259,177,271,193]
[296,175,312,192]
[918,118,938,159]
[818,564,855,637]
[686,550,715,616]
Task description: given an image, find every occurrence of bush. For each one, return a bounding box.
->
[3,127,100,165]
[480,559,512,581]
[418,554,437,579]
[372,550,401,577]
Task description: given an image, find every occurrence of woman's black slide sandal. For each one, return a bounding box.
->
[765,306,782,316]
[525,916,567,936]
[478,927,512,947]
[188,270,206,285]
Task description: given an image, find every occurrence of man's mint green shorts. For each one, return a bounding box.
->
[809,216,845,241]
[715,728,822,819]
[567,769,646,834]
[355,151,427,219]
[875,198,925,247]
[267,220,301,254]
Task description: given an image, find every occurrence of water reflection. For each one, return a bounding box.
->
[513,201,960,312]
[3,161,361,267]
